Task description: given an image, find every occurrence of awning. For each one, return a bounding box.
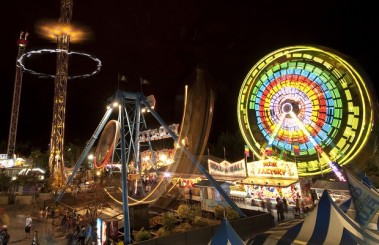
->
[311,180,349,191]
[194,180,234,188]
[240,177,298,187]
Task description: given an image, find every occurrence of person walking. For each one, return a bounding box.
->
[265,198,272,214]
[76,225,86,245]
[282,197,289,218]
[275,197,285,222]
[31,230,39,245]
[25,214,32,239]
[0,226,10,245]
[85,223,92,245]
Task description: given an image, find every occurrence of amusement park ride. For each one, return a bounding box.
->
[237,45,379,182]
[53,88,245,242]
[5,1,379,244]
[6,32,29,159]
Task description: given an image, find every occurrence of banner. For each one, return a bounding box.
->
[208,159,246,177]
[265,147,272,156]
[244,145,250,157]
[345,167,379,227]
[293,143,300,156]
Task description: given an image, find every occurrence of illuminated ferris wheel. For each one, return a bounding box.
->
[238,45,379,178]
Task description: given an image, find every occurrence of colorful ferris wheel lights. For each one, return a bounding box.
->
[238,45,378,177]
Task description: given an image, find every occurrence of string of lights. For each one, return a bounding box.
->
[17,48,102,79]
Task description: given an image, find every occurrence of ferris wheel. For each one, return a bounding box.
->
[238,45,379,179]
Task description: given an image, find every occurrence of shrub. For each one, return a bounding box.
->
[214,205,240,220]
[176,204,201,223]
[214,205,225,219]
[193,216,210,228]
[162,212,177,230]
[172,222,192,233]
[225,206,240,220]
[133,228,151,242]
[156,227,170,237]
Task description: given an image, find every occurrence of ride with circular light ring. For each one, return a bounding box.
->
[17,48,102,79]
[237,45,379,179]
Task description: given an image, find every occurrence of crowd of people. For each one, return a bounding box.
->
[39,206,98,244]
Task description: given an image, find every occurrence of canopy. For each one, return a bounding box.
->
[247,190,379,244]
[344,167,379,227]
[209,218,245,245]
[340,198,379,231]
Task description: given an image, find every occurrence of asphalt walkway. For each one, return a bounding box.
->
[1,204,69,245]
[1,198,304,245]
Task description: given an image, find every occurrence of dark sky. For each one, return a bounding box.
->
[1,0,378,152]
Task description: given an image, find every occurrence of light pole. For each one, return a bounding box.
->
[87,154,94,181]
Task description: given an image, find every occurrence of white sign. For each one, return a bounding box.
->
[246,159,298,179]
[208,159,246,177]
[139,124,179,142]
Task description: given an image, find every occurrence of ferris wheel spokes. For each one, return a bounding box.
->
[289,111,346,181]
[268,114,286,146]
[263,114,286,157]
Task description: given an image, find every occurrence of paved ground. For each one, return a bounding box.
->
[236,200,298,224]
[1,204,69,245]
[1,198,304,245]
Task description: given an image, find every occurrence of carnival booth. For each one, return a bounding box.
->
[208,158,313,210]
[194,180,234,212]
[311,179,350,205]
[247,190,379,244]
[239,159,311,210]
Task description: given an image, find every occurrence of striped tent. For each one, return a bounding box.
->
[340,198,379,231]
[247,190,379,244]
[209,218,245,245]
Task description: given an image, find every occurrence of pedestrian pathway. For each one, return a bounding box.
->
[1,205,67,245]
[1,198,307,244]
[236,200,297,225]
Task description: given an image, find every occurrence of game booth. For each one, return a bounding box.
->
[207,158,314,212]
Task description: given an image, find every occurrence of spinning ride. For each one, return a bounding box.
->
[94,120,121,169]
[59,89,245,244]
[238,45,379,179]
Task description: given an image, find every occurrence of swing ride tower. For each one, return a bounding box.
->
[48,0,73,188]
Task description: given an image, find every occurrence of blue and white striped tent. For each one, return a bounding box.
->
[342,167,379,231]
[340,198,379,231]
[248,190,379,244]
[209,218,246,245]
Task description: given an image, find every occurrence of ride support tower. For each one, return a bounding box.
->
[48,0,73,188]
[7,32,29,159]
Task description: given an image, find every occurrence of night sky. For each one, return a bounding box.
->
[1,0,378,153]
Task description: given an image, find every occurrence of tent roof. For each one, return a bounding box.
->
[194,180,234,188]
[248,189,379,245]
[209,218,245,245]
[311,180,349,191]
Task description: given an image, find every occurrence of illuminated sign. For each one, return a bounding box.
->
[208,159,246,177]
[0,154,8,160]
[139,124,179,142]
[96,218,107,245]
[140,148,175,169]
[0,159,15,168]
[246,159,298,179]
